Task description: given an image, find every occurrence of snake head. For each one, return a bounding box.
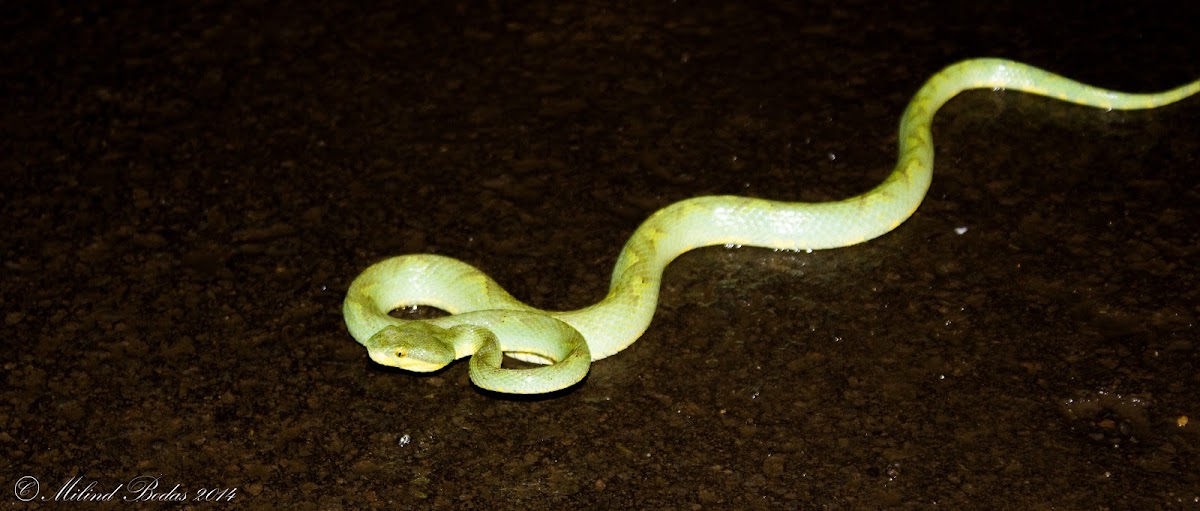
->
[364,323,456,372]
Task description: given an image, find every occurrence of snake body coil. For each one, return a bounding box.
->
[344,59,1199,394]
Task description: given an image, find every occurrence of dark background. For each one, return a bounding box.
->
[3,1,1198,509]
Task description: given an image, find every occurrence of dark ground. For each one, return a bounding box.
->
[3,1,1199,509]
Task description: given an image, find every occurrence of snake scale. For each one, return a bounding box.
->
[344,58,1199,394]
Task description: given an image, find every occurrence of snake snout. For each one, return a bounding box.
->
[365,323,456,372]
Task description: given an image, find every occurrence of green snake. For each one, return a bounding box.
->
[344,58,1199,394]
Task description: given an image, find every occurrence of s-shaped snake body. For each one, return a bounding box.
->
[344,58,1199,394]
